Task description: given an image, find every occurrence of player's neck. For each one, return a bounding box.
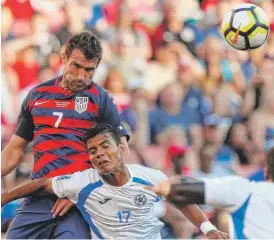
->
[101,164,130,187]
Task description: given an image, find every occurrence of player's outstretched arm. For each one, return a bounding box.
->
[180,204,228,238]
[1,178,54,206]
[1,135,29,176]
[150,175,251,210]
[2,91,34,176]
[150,179,229,239]
[148,176,205,206]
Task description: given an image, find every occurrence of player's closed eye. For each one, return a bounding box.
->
[89,150,97,155]
[102,144,109,149]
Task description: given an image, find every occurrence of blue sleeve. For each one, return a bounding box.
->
[98,90,130,140]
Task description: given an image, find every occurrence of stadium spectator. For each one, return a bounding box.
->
[101,68,130,112]
[144,42,177,100]
[149,82,204,145]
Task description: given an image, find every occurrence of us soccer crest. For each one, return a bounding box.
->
[134,193,147,207]
[75,97,88,113]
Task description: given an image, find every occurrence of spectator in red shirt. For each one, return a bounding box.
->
[12,46,39,91]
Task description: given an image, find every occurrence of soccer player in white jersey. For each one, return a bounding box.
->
[2,124,228,239]
[150,146,274,239]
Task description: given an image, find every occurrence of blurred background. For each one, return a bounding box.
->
[1,0,274,238]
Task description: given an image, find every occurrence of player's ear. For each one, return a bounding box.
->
[61,52,67,64]
[118,142,125,157]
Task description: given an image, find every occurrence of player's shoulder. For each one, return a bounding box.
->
[66,168,100,183]
[33,78,57,91]
[89,82,106,96]
[127,164,167,185]
[81,168,101,183]
[92,82,113,99]
[23,78,57,102]
[127,164,162,176]
[250,181,274,198]
[204,175,251,187]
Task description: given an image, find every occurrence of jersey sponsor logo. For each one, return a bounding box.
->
[75,97,88,113]
[34,100,50,106]
[98,197,112,204]
[56,175,71,180]
[134,193,147,207]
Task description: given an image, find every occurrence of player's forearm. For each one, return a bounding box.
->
[1,147,23,176]
[181,204,208,229]
[168,180,205,207]
[1,135,29,176]
[167,180,211,229]
[1,179,49,206]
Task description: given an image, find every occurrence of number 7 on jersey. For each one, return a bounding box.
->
[53,112,63,128]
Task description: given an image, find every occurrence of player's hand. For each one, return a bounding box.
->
[147,180,171,196]
[206,229,229,239]
[51,198,74,218]
[146,176,181,196]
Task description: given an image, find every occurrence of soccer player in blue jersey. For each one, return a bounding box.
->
[1,31,130,239]
[2,124,228,239]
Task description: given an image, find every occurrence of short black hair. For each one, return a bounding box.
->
[82,124,121,145]
[65,30,103,64]
[267,147,274,180]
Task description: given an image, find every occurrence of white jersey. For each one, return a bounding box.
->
[203,176,274,239]
[52,164,167,239]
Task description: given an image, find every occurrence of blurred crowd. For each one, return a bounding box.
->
[1,0,274,238]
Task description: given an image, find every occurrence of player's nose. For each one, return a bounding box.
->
[95,151,106,159]
[77,69,87,81]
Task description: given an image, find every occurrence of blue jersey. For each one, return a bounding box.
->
[15,76,128,179]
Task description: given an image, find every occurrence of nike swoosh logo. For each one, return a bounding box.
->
[34,100,50,106]
[98,198,112,204]
[231,23,241,45]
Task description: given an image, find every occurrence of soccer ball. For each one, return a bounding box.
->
[221,3,270,50]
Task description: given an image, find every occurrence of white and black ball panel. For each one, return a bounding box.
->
[248,27,269,48]
[232,10,255,31]
[249,33,266,47]
[253,7,270,25]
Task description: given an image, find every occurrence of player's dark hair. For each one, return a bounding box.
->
[267,147,274,180]
[83,124,121,146]
[65,30,103,65]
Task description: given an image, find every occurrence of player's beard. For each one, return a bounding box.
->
[62,75,89,93]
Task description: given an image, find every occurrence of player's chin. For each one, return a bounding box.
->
[68,84,87,93]
[97,164,113,174]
